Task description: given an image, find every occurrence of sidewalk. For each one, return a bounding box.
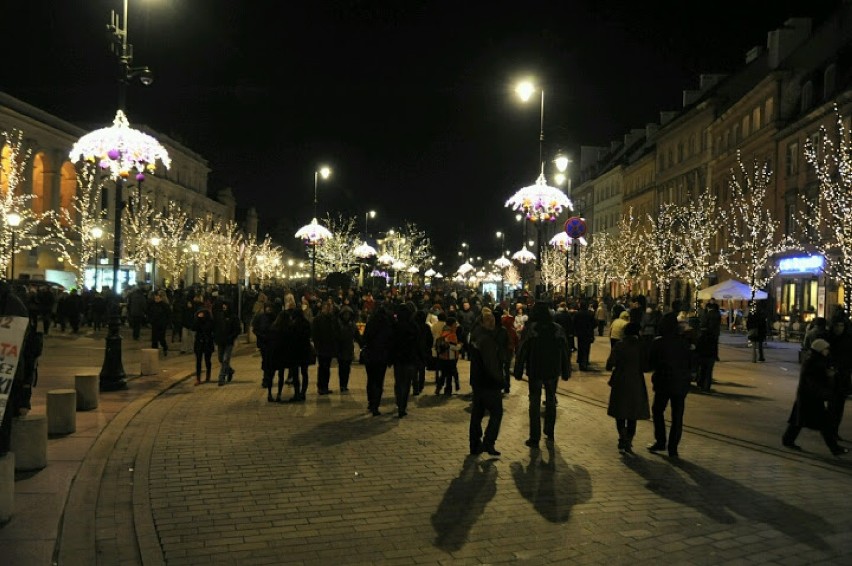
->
[2,328,851,565]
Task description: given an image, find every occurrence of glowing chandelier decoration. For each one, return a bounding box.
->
[69,110,171,181]
[505,172,572,222]
[377,253,395,265]
[457,261,475,275]
[549,232,588,251]
[406,265,419,274]
[295,217,332,245]
[494,256,512,269]
[353,242,377,259]
[392,260,407,271]
[434,272,444,279]
[512,245,536,264]
[424,268,436,277]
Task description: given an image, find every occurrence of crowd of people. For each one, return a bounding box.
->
[14,279,851,459]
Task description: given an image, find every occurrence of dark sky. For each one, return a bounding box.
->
[1,0,842,266]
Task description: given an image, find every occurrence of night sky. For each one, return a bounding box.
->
[1,0,842,266]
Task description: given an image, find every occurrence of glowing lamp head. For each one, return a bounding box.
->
[91,226,103,239]
[150,236,161,247]
[319,166,331,180]
[515,81,536,102]
[554,155,570,172]
[7,213,21,228]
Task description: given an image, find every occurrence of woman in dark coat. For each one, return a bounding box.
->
[782,338,847,455]
[285,307,313,403]
[336,305,361,392]
[605,322,650,454]
[149,291,172,356]
[362,303,394,416]
[193,306,215,384]
[263,310,289,402]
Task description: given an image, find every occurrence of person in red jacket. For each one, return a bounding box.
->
[498,306,519,393]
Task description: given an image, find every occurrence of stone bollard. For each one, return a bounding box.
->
[47,389,77,436]
[75,374,99,411]
[0,452,14,524]
[10,414,47,471]
[140,348,160,376]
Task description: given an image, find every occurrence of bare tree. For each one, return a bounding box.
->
[674,187,724,307]
[121,192,157,271]
[611,210,643,295]
[152,202,192,288]
[584,231,618,299]
[541,246,566,294]
[644,202,681,306]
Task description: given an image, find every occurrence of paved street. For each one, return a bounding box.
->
[2,328,852,565]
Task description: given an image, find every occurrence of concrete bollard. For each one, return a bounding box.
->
[140,349,160,376]
[74,374,99,411]
[10,414,47,471]
[47,389,77,435]
[0,452,14,524]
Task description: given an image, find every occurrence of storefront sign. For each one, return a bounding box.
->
[779,255,824,274]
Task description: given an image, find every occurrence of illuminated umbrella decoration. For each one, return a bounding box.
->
[424,268,436,277]
[353,242,377,259]
[295,218,332,245]
[434,272,444,279]
[406,265,419,274]
[494,256,512,269]
[512,245,536,264]
[457,261,475,275]
[377,253,396,265]
[69,110,171,181]
[505,172,572,223]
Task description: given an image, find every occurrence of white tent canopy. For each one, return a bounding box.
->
[697,279,768,301]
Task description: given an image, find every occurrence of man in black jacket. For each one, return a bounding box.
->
[214,301,241,386]
[573,301,596,371]
[469,307,507,456]
[514,301,571,448]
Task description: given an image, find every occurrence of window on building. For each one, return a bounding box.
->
[752,106,761,131]
[809,131,821,162]
[742,114,750,138]
[801,81,814,113]
[765,97,774,123]
[677,142,684,162]
[688,135,695,156]
[658,154,664,171]
[733,124,741,144]
[786,142,799,176]
[824,64,836,99]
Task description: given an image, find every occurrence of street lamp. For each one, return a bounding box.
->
[6,212,21,281]
[495,230,508,302]
[91,226,104,290]
[506,79,572,300]
[353,210,377,288]
[189,242,200,285]
[295,166,333,290]
[149,236,160,290]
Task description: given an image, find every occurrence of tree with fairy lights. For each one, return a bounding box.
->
[389,221,432,271]
[584,231,618,299]
[504,264,521,288]
[151,202,192,288]
[721,152,792,308]
[314,213,360,276]
[121,192,157,272]
[611,210,643,295]
[675,187,725,307]
[800,107,852,314]
[46,164,107,290]
[188,214,221,284]
[0,129,51,277]
[212,219,244,283]
[541,245,566,294]
[244,235,282,286]
[644,202,681,306]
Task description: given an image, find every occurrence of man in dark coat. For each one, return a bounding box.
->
[213,301,241,386]
[605,322,650,454]
[647,311,693,458]
[746,302,768,362]
[390,302,420,418]
[554,301,575,367]
[573,301,596,371]
[827,315,852,442]
[513,301,571,448]
[469,307,505,456]
[127,287,148,340]
[362,303,394,416]
[783,338,847,455]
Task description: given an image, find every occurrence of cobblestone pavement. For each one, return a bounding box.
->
[3,330,852,565]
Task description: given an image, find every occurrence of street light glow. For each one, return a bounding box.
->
[319,166,331,179]
[150,236,160,246]
[91,226,104,239]
[554,172,566,185]
[554,154,570,172]
[515,80,536,102]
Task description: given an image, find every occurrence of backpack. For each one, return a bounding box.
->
[435,334,450,355]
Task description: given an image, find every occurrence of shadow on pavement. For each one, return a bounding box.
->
[289,414,397,446]
[624,455,834,550]
[431,455,498,552]
[510,442,592,523]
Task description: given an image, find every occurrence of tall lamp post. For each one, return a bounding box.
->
[149,236,160,290]
[91,226,104,290]
[505,80,571,300]
[353,210,377,288]
[6,213,21,281]
[494,231,511,303]
[69,2,169,392]
[295,166,332,290]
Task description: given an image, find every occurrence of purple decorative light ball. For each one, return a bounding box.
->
[107,149,121,160]
[136,173,146,182]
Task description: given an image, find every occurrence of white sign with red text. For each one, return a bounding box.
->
[0,316,30,424]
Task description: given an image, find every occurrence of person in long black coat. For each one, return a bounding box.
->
[193,306,215,384]
[782,338,848,455]
[148,291,172,356]
[285,307,313,402]
[573,302,596,371]
[262,310,289,402]
[362,303,394,416]
[336,305,362,392]
[605,322,650,454]
[647,312,693,458]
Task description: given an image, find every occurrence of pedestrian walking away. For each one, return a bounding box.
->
[469,307,506,457]
[647,310,693,459]
[605,322,650,454]
[213,300,241,386]
[513,301,571,448]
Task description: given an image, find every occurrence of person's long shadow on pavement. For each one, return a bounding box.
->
[624,456,834,550]
[510,442,592,523]
[431,455,498,552]
[288,414,396,447]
